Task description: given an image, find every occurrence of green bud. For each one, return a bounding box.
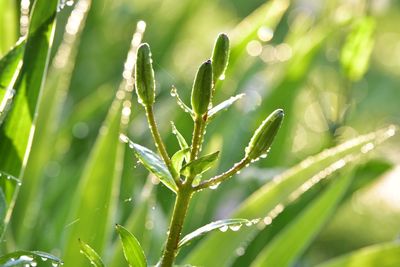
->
[245,109,284,160]
[211,33,230,83]
[191,60,213,115]
[135,43,155,106]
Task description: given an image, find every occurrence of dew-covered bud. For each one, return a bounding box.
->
[211,33,230,83]
[135,43,155,106]
[191,60,213,115]
[245,109,284,160]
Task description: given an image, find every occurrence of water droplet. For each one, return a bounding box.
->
[41,257,48,261]
[219,225,229,232]
[229,224,242,231]
[209,183,220,190]
[235,246,245,256]
[52,261,59,267]
[31,261,37,267]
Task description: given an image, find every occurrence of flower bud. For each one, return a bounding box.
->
[191,60,213,115]
[245,109,284,160]
[135,43,155,106]
[211,33,230,83]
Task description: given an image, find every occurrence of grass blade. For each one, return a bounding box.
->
[78,239,105,267]
[116,224,147,267]
[250,169,354,267]
[63,22,145,266]
[315,242,400,267]
[184,126,396,266]
[178,219,251,248]
[0,0,58,236]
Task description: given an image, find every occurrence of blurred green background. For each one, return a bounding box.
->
[0,0,399,266]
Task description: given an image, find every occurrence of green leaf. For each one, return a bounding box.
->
[315,242,400,267]
[250,169,353,267]
[122,135,178,193]
[0,173,20,238]
[116,224,147,267]
[179,219,251,248]
[170,86,194,117]
[340,16,376,81]
[0,0,58,236]
[78,239,105,267]
[0,250,63,266]
[181,151,219,177]
[171,121,189,150]
[184,126,396,266]
[0,39,25,124]
[207,93,245,120]
[172,148,190,173]
[63,27,141,266]
[0,0,18,54]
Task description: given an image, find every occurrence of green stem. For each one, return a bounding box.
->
[194,157,250,190]
[145,105,179,183]
[187,115,207,185]
[159,188,193,267]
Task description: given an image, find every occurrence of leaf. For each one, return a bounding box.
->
[181,151,219,177]
[171,121,189,150]
[63,25,142,266]
[184,126,396,266]
[122,135,178,193]
[250,169,354,267]
[116,224,147,267]
[315,242,400,267]
[170,85,194,117]
[172,148,190,173]
[78,239,105,267]
[0,250,63,266]
[0,39,25,124]
[207,93,245,120]
[0,173,20,238]
[340,16,376,81]
[0,0,59,237]
[178,219,251,248]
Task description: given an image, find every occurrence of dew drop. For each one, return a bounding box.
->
[229,224,242,231]
[209,183,220,190]
[41,257,48,261]
[219,225,229,232]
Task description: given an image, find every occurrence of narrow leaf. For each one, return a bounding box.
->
[170,86,194,117]
[172,148,190,173]
[184,126,396,266]
[181,151,219,177]
[179,219,251,248]
[315,242,400,267]
[207,93,245,120]
[251,169,354,267]
[78,239,105,267]
[171,121,189,150]
[121,135,178,193]
[116,224,147,267]
[0,250,63,266]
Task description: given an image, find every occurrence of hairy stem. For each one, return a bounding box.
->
[145,105,179,183]
[159,188,193,267]
[194,157,250,190]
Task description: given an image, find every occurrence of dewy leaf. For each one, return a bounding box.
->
[184,126,396,266]
[0,39,25,124]
[0,250,63,266]
[116,224,147,267]
[207,93,245,120]
[63,24,145,267]
[340,16,376,81]
[172,148,190,174]
[250,169,354,267]
[178,219,251,248]
[78,239,105,267]
[181,151,219,177]
[170,86,194,118]
[171,121,189,150]
[315,242,400,267]
[121,135,178,193]
[0,0,58,235]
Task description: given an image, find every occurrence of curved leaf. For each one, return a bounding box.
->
[179,218,251,248]
[172,148,190,173]
[315,242,400,267]
[116,224,147,267]
[121,135,178,193]
[181,151,219,177]
[0,250,63,266]
[78,239,105,267]
[184,126,396,266]
[171,121,189,150]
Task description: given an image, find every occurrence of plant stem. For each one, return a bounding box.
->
[189,115,205,161]
[159,188,193,267]
[145,105,179,182]
[194,157,250,190]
